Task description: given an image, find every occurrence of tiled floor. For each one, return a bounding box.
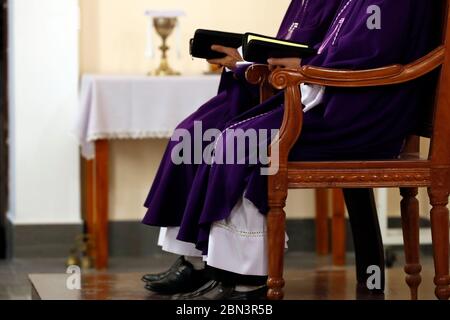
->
[0,252,342,300]
[1,250,436,300]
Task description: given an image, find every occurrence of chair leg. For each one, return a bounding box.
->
[315,189,330,255]
[427,187,450,300]
[332,189,346,266]
[343,189,385,292]
[400,187,422,300]
[267,207,286,300]
[267,176,288,300]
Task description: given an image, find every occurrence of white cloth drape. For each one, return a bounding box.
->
[301,84,325,112]
[75,75,221,159]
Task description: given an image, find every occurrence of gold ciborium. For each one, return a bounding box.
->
[151,17,180,76]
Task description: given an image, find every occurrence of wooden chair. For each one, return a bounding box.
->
[246,2,450,300]
[248,66,385,288]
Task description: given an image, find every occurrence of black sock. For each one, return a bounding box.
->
[184,256,205,270]
[205,265,267,287]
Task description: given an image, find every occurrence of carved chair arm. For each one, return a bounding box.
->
[245,64,277,103]
[270,46,445,89]
[245,64,271,85]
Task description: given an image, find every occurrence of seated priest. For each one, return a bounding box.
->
[141,0,434,300]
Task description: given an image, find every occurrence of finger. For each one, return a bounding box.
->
[211,45,238,57]
[211,45,228,54]
[207,59,224,65]
[267,58,286,67]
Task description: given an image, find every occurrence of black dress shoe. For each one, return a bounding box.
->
[228,286,268,300]
[142,256,186,283]
[145,260,209,294]
[172,280,233,300]
[172,280,267,300]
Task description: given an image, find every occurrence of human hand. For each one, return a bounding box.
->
[267,57,301,70]
[207,45,243,71]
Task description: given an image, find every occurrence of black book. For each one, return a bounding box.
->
[189,29,316,63]
[242,32,316,64]
[189,29,244,60]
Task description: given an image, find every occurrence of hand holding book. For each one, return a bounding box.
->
[207,45,244,71]
[190,29,316,65]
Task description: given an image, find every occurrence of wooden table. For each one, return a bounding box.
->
[85,140,109,270]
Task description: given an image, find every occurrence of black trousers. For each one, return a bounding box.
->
[343,188,385,292]
[207,188,385,290]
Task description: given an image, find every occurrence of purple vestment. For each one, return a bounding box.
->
[142,0,434,254]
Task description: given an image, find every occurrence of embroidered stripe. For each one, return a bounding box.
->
[332,18,345,46]
[211,108,280,164]
[214,221,266,237]
[318,0,353,54]
[331,0,353,29]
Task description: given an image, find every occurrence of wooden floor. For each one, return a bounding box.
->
[29,266,438,300]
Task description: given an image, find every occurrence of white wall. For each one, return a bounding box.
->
[8,0,81,225]
[80,0,291,75]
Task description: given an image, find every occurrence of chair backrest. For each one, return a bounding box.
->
[404,0,450,162]
[427,0,450,164]
[414,1,447,138]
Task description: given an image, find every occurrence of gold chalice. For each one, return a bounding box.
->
[151,17,180,76]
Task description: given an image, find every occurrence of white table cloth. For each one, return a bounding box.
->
[76,74,221,159]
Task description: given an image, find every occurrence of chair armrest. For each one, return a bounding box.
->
[245,64,276,103]
[245,64,271,85]
[270,46,445,89]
